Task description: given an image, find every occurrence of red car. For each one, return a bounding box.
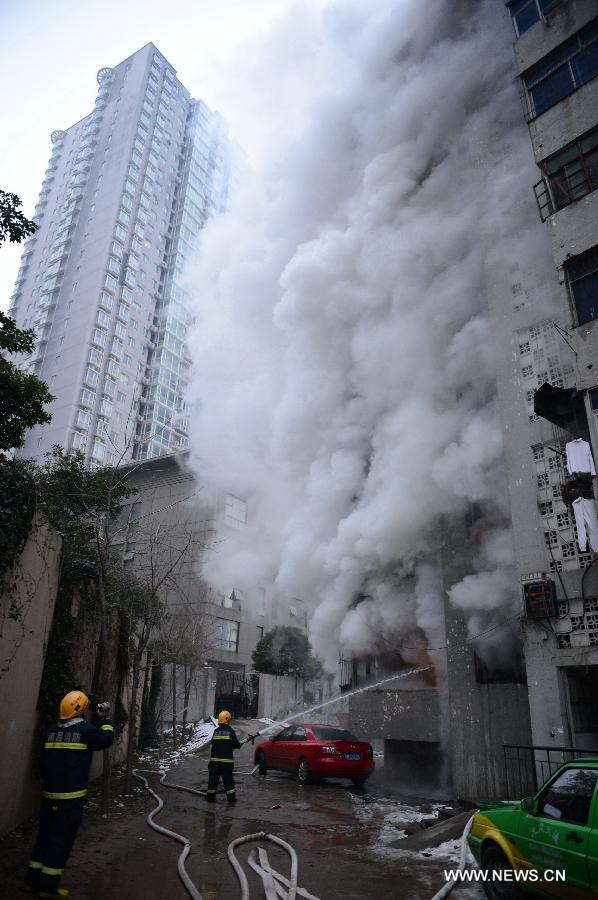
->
[254,723,374,786]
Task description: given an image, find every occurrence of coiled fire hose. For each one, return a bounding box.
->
[133,764,321,900]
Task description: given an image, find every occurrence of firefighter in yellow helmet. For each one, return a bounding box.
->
[24,691,114,897]
[206,710,241,803]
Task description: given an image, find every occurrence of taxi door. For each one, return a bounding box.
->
[516,765,598,892]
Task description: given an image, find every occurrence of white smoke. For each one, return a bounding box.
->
[186,0,554,670]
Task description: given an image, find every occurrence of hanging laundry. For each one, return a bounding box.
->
[572,497,598,552]
[565,438,596,476]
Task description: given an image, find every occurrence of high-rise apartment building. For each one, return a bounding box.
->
[502,0,598,764]
[8,43,237,466]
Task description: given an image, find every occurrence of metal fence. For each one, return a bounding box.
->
[215,670,259,719]
[503,744,598,799]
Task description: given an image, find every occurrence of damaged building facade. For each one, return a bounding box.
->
[342,0,598,801]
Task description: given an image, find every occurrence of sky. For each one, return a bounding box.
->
[0,0,328,310]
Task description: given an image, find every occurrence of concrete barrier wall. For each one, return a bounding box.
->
[349,688,440,742]
[0,519,62,836]
[257,674,303,721]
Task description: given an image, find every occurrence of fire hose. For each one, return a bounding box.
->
[429,813,476,900]
[133,733,321,900]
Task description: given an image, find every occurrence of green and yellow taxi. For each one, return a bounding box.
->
[468,758,598,899]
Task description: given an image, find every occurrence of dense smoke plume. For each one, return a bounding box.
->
[186,0,555,669]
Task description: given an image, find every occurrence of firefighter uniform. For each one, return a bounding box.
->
[206,723,241,802]
[26,712,114,896]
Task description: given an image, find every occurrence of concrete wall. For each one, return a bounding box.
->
[348,688,440,742]
[514,1,597,74]
[0,519,62,836]
[528,73,598,163]
[257,674,303,721]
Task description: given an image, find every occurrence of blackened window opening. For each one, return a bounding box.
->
[567,245,598,325]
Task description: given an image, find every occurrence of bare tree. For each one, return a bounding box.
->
[119,518,209,794]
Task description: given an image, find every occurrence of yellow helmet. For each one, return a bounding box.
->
[217,710,231,725]
[59,690,90,720]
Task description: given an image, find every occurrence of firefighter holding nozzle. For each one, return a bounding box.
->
[206,710,259,803]
[25,691,114,897]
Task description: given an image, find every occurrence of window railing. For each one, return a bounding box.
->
[504,743,598,799]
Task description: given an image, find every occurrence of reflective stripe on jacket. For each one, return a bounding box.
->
[209,724,240,763]
[41,716,114,798]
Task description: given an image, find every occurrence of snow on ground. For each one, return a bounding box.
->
[137,720,215,770]
[419,837,477,867]
[352,794,478,870]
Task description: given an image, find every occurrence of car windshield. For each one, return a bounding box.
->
[311,727,358,742]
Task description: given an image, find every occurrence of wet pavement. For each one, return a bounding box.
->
[0,726,485,899]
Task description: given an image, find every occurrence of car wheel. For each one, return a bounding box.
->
[297,757,312,785]
[480,845,523,900]
[257,751,268,776]
[350,776,368,788]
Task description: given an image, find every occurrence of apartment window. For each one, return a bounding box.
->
[92,328,107,347]
[80,388,95,407]
[97,309,111,327]
[539,500,554,516]
[107,359,120,378]
[99,398,113,417]
[111,241,124,259]
[523,20,598,118]
[76,409,91,429]
[567,246,598,325]
[84,367,99,387]
[91,440,105,461]
[114,223,127,241]
[542,126,598,212]
[114,321,126,339]
[224,494,247,529]
[117,390,127,403]
[104,377,117,398]
[71,432,87,450]
[532,444,545,461]
[215,618,239,652]
[99,291,113,311]
[105,273,118,292]
[117,207,131,225]
[88,347,103,365]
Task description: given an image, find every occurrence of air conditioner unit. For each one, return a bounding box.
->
[523,579,558,619]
